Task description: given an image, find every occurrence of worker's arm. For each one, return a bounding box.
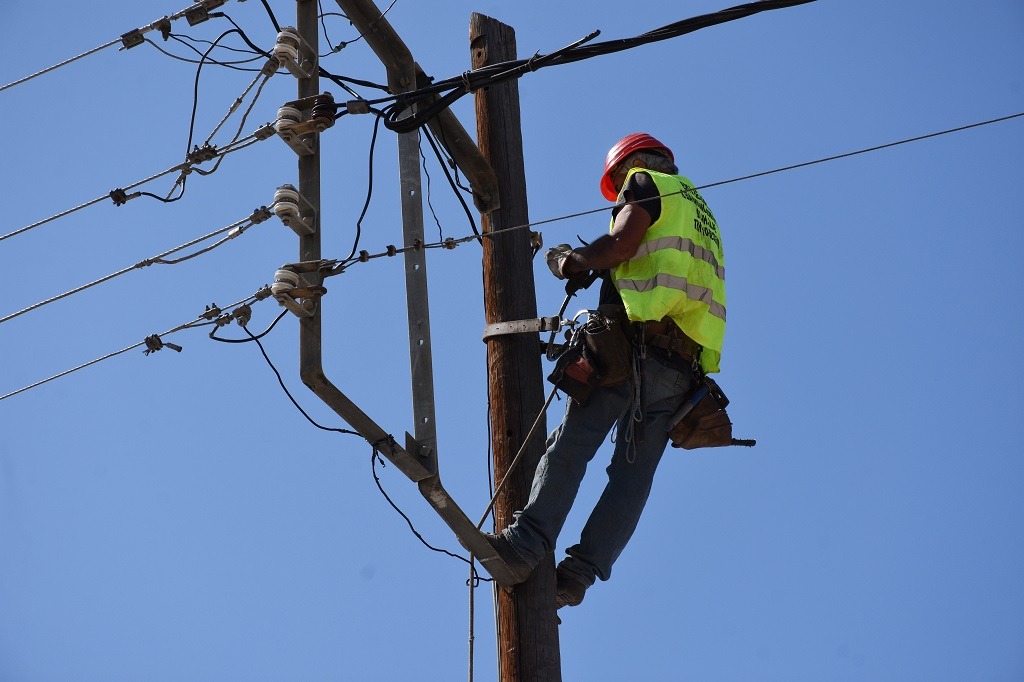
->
[561,202,652,277]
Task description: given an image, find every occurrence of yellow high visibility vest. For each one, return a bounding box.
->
[612,169,727,374]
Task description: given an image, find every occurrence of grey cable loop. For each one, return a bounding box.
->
[204,71,273,146]
[0,211,264,326]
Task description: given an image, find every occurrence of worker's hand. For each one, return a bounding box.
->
[545,244,574,280]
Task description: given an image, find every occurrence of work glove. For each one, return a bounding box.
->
[545,244,574,280]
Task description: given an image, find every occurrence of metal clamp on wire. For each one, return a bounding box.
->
[271,268,325,319]
[183,0,227,26]
[273,184,316,236]
[273,27,316,79]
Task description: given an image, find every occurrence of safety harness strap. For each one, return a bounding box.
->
[482,316,561,341]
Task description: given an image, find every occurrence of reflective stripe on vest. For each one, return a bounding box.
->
[612,168,726,373]
[630,236,726,280]
[617,274,727,321]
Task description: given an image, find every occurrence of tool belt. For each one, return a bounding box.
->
[546,307,633,405]
[642,321,702,368]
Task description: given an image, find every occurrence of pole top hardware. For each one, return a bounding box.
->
[274,26,317,80]
[274,184,317,236]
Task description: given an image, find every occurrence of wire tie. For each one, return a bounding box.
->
[250,206,272,224]
[386,245,397,257]
[201,304,222,320]
[461,70,476,93]
[135,258,155,268]
[154,17,172,41]
[187,143,218,164]
[233,304,253,327]
[526,50,541,72]
[143,334,182,355]
[371,434,398,459]
[109,188,136,206]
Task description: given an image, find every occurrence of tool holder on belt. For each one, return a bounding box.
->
[665,375,757,450]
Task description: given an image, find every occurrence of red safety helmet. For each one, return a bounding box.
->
[600,133,674,201]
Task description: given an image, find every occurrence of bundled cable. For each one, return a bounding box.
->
[363,0,816,134]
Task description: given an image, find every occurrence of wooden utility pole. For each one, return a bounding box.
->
[472,13,562,682]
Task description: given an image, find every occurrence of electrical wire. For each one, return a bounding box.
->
[0,39,120,93]
[147,34,267,72]
[209,309,288,343]
[259,0,282,33]
[421,127,479,238]
[0,0,241,94]
[418,132,446,242]
[316,109,1024,277]
[341,0,399,48]
[146,37,263,71]
[344,114,383,262]
[199,70,275,179]
[0,208,271,327]
[1,162,186,243]
[357,0,815,134]
[318,2,344,55]
[0,290,267,403]
[242,323,362,437]
[0,120,275,244]
[370,443,488,577]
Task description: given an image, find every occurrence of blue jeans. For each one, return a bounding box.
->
[502,349,695,586]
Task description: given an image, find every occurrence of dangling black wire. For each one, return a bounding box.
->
[421,127,480,238]
[210,310,288,343]
[244,324,360,437]
[345,113,383,262]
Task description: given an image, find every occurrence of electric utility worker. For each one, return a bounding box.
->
[484,133,727,609]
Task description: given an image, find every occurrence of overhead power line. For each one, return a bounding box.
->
[0,288,272,403]
[0,122,275,244]
[0,205,274,327]
[0,0,241,94]
[312,110,1024,275]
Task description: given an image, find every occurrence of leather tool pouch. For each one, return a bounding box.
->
[667,377,735,450]
[583,306,633,387]
[547,340,602,406]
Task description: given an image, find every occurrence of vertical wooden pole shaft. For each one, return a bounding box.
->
[471,13,562,682]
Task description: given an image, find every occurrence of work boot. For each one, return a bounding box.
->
[481,532,534,585]
[555,568,588,609]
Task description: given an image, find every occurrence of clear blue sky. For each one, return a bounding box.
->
[2,1,1022,680]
